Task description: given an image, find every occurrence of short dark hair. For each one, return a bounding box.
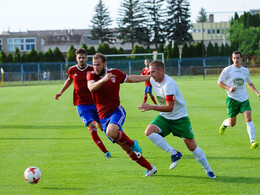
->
[75,48,87,55]
[93,53,107,63]
[149,60,165,70]
[232,51,242,58]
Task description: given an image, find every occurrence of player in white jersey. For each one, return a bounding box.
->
[138,60,216,178]
[218,51,260,149]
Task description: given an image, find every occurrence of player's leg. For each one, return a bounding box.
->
[219,97,239,134]
[117,141,157,177]
[104,106,142,157]
[184,138,216,178]
[242,110,258,148]
[143,93,148,103]
[145,117,181,170]
[77,105,110,157]
[88,121,111,157]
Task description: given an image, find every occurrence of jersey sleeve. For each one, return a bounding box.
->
[218,67,228,83]
[245,68,252,84]
[87,71,94,81]
[68,67,72,78]
[115,69,127,83]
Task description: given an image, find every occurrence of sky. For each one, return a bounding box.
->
[0,0,259,32]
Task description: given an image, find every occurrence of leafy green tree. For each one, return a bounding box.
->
[145,0,165,49]
[165,0,192,44]
[21,53,28,62]
[87,46,96,55]
[206,42,214,57]
[67,45,76,62]
[196,7,207,22]
[213,43,219,56]
[228,12,260,56]
[110,46,118,54]
[7,53,13,62]
[165,44,173,59]
[27,48,38,62]
[132,45,146,54]
[193,42,202,57]
[219,43,225,56]
[90,0,113,43]
[97,43,111,54]
[81,44,88,51]
[172,41,179,58]
[188,44,194,58]
[13,48,21,62]
[157,43,164,53]
[53,47,65,62]
[37,52,45,62]
[0,51,7,63]
[44,48,54,62]
[181,41,189,58]
[117,0,149,49]
[118,47,125,54]
[145,45,153,53]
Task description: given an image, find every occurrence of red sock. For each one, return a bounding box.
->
[115,131,134,147]
[127,150,152,170]
[143,95,148,103]
[89,127,108,154]
[150,94,157,105]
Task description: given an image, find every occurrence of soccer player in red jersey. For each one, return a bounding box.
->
[55,48,111,158]
[87,53,157,177]
[141,59,157,104]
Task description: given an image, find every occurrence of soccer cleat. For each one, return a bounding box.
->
[104,151,111,158]
[143,165,157,177]
[207,171,216,178]
[219,123,227,134]
[251,141,259,149]
[131,140,142,158]
[169,151,182,170]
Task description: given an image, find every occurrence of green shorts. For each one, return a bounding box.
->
[150,115,194,139]
[226,97,251,118]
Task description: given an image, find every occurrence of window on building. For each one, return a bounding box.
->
[193,29,196,33]
[207,29,211,34]
[217,29,220,34]
[0,39,2,51]
[198,29,201,33]
[212,29,215,34]
[7,38,36,52]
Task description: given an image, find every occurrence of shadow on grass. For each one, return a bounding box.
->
[156,174,260,184]
[0,125,82,129]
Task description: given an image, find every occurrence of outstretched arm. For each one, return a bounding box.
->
[55,77,73,100]
[138,101,174,112]
[88,73,115,92]
[217,81,236,93]
[126,75,150,83]
[247,83,260,100]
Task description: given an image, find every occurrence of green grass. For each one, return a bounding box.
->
[0,75,260,194]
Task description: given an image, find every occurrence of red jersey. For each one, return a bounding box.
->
[87,68,127,119]
[68,64,94,106]
[141,67,152,87]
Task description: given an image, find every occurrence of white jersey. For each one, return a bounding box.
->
[150,74,188,120]
[218,64,252,102]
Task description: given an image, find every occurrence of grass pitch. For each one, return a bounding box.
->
[0,76,259,194]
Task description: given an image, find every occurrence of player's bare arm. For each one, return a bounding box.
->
[138,101,174,112]
[247,83,260,99]
[126,75,150,83]
[88,73,116,92]
[217,81,236,92]
[55,77,73,100]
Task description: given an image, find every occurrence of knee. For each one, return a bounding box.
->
[106,129,116,139]
[230,121,236,127]
[188,145,197,151]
